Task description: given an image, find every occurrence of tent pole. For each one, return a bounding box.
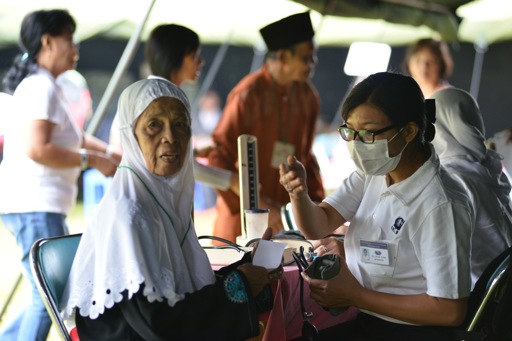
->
[86,0,156,136]
[469,39,488,101]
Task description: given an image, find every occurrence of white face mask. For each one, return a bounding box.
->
[347,128,408,176]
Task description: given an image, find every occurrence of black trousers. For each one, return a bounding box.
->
[292,313,458,341]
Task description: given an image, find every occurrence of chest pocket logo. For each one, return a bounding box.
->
[391,217,405,234]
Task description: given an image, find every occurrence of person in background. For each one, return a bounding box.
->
[193,90,224,209]
[208,11,324,242]
[109,24,239,196]
[0,9,120,341]
[431,87,512,288]
[280,72,474,340]
[57,69,93,130]
[193,90,222,137]
[61,78,279,340]
[403,38,454,98]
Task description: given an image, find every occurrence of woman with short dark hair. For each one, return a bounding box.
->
[403,38,454,98]
[280,72,473,340]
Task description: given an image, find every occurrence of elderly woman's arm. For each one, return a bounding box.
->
[76,267,272,341]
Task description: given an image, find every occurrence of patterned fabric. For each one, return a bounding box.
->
[223,271,249,304]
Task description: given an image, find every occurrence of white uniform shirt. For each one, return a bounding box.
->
[0,67,82,215]
[324,146,473,324]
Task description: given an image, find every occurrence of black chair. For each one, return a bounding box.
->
[29,233,82,341]
[456,245,512,341]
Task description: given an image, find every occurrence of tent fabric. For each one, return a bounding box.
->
[0,0,512,49]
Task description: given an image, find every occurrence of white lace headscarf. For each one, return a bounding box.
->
[61,78,215,321]
[431,87,512,238]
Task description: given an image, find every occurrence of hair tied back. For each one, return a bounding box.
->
[425,99,436,124]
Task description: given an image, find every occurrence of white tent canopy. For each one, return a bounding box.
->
[0,0,512,49]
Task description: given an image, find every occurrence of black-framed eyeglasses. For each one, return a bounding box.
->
[337,124,397,144]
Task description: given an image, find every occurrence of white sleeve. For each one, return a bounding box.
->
[193,160,231,190]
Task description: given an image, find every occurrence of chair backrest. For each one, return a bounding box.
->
[30,233,82,341]
[456,245,512,340]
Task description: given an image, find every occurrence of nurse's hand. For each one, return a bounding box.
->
[302,255,362,310]
[314,237,345,258]
[279,155,308,199]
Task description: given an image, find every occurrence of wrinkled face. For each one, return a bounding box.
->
[408,47,441,86]
[134,97,191,176]
[284,40,317,82]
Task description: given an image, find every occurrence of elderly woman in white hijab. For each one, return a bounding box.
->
[61,78,277,340]
[431,87,512,288]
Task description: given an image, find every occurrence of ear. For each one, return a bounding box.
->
[276,48,290,63]
[403,122,420,143]
[40,33,51,50]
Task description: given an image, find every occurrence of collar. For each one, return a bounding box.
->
[262,64,294,94]
[386,143,439,205]
[35,66,57,82]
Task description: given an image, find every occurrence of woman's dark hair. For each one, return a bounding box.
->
[145,24,200,80]
[2,9,76,94]
[341,72,436,143]
[403,38,454,79]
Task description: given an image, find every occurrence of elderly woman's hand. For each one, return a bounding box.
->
[236,263,270,296]
[279,155,308,199]
[243,227,284,293]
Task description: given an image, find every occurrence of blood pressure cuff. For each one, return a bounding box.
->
[304,254,347,315]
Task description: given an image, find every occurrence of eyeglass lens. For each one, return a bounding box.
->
[338,126,375,143]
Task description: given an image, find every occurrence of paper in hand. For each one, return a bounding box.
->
[252,240,286,270]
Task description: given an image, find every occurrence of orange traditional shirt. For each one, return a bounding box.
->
[208,64,324,241]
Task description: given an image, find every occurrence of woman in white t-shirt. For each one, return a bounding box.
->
[280,72,474,340]
[0,9,120,341]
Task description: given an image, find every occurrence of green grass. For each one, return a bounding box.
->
[0,202,86,340]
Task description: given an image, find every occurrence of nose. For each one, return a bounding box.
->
[311,54,318,66]
[161,125,176,143]
[73,44,80,61]
[353,132,363,142]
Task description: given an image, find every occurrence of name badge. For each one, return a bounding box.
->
[271,141,295,169]
[360,240,390,265]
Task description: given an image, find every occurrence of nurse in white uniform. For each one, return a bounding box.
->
[279,72,474,340]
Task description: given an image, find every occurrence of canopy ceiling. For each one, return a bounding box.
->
[0,0,511,49]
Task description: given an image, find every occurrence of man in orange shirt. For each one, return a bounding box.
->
[208,11,324,242]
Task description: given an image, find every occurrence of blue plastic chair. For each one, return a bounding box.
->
[30,233,82,341]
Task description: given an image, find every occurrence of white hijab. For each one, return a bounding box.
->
[61,79,215,321]
[431,87,512,232]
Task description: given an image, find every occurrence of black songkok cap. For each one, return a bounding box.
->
[259,11,314,51]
